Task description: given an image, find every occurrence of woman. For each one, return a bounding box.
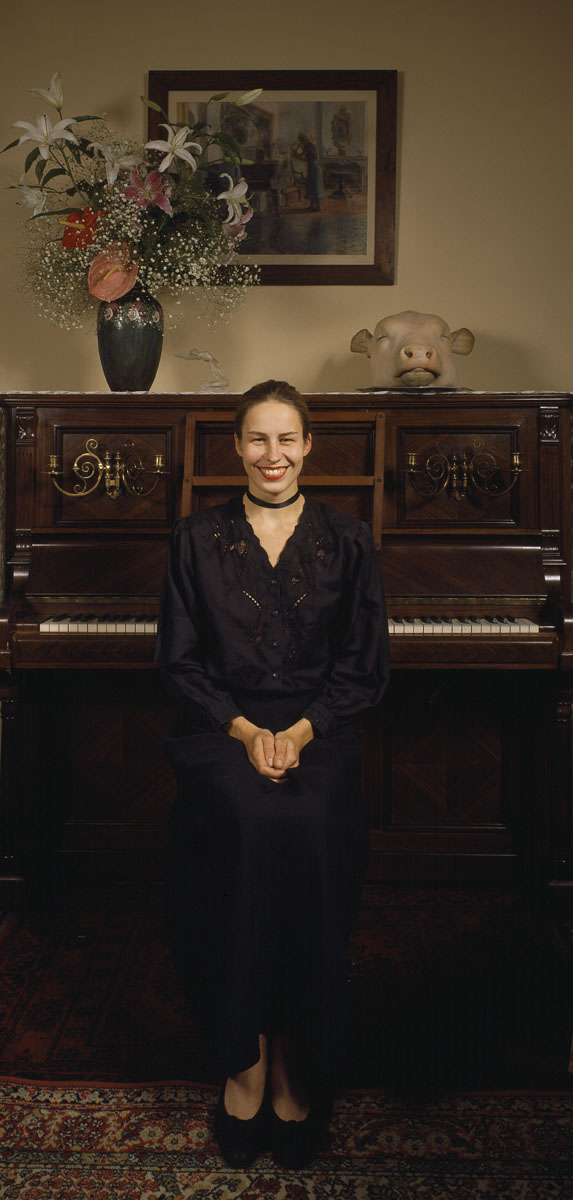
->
[155,380,389,1168]
[293,132,325,212]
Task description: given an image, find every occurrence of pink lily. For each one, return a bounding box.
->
[124,169,173,216]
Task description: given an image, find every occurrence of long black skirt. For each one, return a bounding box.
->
[164,718,367,1090]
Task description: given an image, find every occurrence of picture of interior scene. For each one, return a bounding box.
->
[176,95,371,259]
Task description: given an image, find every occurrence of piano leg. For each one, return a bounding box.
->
[0,677,26,907]
[551,678,573,929]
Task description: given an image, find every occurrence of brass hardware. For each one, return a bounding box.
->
[46,438,169,500]
[405,439,523,502]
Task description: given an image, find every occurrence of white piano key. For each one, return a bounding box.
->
[40,617,61,632]
[493,618,511,635]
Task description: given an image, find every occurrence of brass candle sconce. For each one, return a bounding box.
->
[405,439,523,502]
[46,438,169,500]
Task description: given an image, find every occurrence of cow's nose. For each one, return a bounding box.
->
[402,344,437,361]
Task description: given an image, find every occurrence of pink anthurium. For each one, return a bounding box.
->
[88,242,138,300]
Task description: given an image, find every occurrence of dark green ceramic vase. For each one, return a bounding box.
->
[97,287,163,392]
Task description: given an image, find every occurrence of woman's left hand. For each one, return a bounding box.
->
[271,718,314,774]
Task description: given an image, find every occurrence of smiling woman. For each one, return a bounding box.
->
[234,381,311,511]
[155,379,390,1171]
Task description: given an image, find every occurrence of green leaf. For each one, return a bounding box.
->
[210,92,229,102]
[1,137,20,154]
[42,167,67,184]
[72,114,101,122]
[24,146,41,173]
[141,96,166,115]
[33,205,83,217]
[214,131,244,161]
[35,158,47,183]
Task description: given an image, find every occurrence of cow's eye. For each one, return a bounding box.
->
[376,334,388,342]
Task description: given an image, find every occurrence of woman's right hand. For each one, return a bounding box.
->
[225,716,288,780]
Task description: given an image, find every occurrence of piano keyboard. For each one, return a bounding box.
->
[38,615,541,637]
[388,616,540,636]
[39,615,158,634]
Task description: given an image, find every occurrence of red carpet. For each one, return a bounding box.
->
[0,1081,570,1199]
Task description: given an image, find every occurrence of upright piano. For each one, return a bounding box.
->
[1,391,572,917]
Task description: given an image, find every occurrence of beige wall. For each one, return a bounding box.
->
[1,0,572,395]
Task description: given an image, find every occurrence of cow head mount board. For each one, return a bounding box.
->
[351,310,475,388]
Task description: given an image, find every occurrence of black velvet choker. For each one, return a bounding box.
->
[246,489,301,509]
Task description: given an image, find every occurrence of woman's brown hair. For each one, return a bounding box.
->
[234,380,311,439]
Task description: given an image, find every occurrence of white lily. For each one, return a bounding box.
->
[234,88,263,108]
[29,72,64,112]
[17,176,47,214]
[13,113,78,160]
[144,124,202,172]
[217,173,249,223]
[89,142,141,186]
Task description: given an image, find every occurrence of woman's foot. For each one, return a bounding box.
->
[268,1035,327,1167]
[214,1035,268,1167]
[224,1035,267,1119]
[270,1034,309,1121]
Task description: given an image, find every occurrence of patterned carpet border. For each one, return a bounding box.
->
[0,1082,571,1200]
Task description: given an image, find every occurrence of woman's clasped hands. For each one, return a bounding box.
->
[226,716,314,780]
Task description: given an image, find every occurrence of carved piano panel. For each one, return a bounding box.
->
[0,392,572,912]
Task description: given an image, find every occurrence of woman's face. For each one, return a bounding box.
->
[235,399,311,503]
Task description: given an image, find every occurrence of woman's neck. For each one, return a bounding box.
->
[246,488,300,510]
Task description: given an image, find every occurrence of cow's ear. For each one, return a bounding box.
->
[451,327,475,356]
[351,328,373,356]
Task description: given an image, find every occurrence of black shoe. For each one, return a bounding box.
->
[213,1087,267,1167]
[268,1104,327,1169]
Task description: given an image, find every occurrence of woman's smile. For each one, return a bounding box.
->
[258,466,288,479]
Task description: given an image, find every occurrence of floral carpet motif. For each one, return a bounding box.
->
[0,1082,571,1200]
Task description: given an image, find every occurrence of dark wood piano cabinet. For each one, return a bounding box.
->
[1,391,572,914]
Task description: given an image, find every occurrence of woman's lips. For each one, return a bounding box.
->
[258,466,288,479]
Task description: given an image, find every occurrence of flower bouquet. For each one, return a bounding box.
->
[3,73,260,387]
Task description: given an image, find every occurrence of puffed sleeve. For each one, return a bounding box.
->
[302,522,390,737]
[155,519,242,730]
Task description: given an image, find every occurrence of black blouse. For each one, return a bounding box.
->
[155,495,390,737]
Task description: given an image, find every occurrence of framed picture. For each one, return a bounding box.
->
[147,70,397,285]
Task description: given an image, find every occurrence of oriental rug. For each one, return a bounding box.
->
[0,1081,571,1200]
